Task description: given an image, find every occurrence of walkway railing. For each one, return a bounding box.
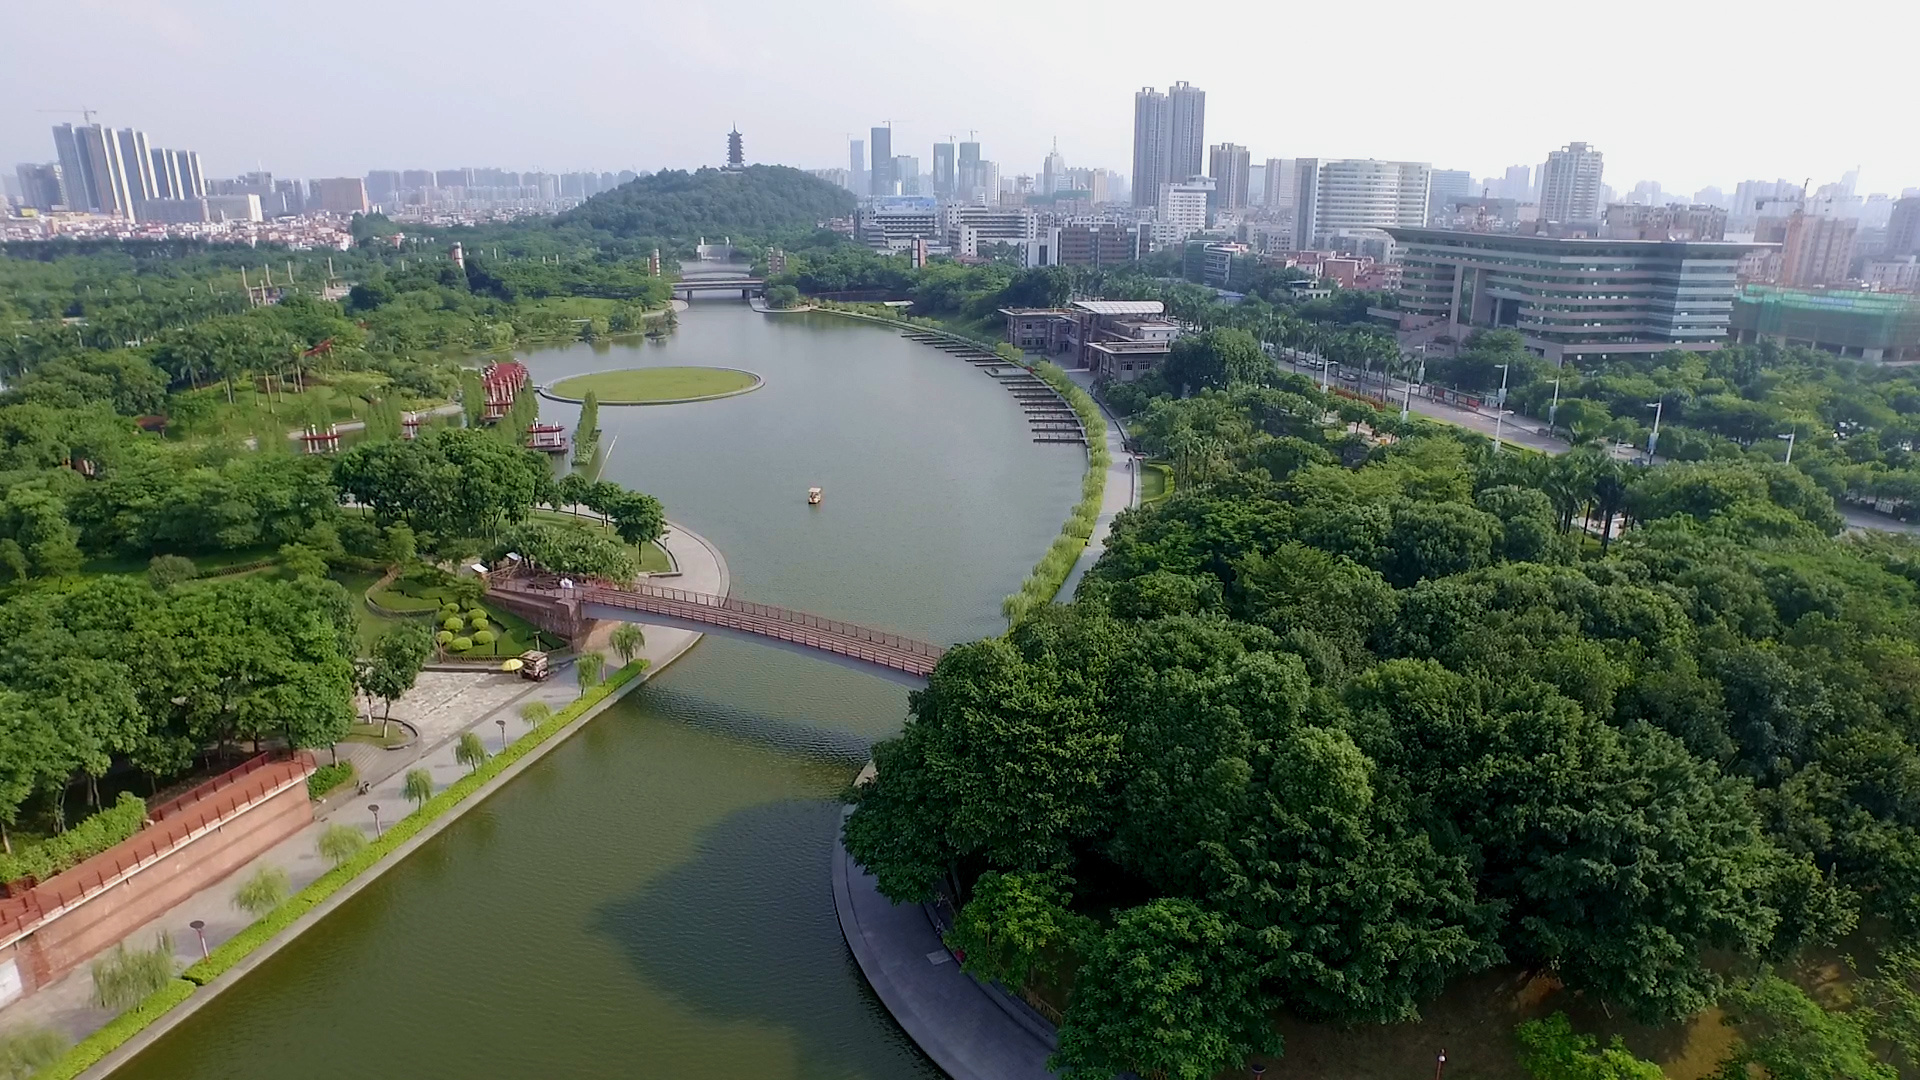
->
[0,753,315,947]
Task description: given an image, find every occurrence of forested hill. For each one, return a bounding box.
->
[555,165,853,241]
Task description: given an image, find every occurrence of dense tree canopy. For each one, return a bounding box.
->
[847,376,1918,1079]
[556,166,854,241]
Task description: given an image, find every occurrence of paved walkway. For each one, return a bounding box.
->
[0,521,726,1046]
[1059,367,1139,601]
[833,817,1058,1080]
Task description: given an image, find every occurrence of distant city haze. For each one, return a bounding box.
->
[3,0,1914,196]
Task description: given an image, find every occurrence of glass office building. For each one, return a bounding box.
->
[1388,227,1766,364]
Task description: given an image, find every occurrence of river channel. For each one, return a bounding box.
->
[112,297,1083,1079]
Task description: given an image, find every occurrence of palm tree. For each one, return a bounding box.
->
[575,651,606,699]
[455,732,487,773]
[402,768,434,809]
[609,624,645,669]
[518,701,552,732]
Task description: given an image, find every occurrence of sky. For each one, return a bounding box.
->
[5,0,1916,199]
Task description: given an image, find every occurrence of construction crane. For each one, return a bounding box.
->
[37,106,99,124]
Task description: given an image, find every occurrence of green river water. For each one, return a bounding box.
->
[112,299,1082,1079]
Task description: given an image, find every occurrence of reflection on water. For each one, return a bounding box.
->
[112,298,1081,1080]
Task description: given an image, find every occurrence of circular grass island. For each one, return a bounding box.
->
[543,366,762,405]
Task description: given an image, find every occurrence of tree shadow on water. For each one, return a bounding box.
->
[591,798,942,1080]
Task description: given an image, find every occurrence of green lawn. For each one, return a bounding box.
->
[81,545,280,579]
[526,511,673,574]
[1140,462,1175,505]
[548,366,758,403]
[369,570,554,656]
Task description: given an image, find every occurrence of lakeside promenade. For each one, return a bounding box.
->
[0,521,726,1072]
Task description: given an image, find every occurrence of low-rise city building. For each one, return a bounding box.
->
[999,300,1180,381]
[1730,285,1920,362]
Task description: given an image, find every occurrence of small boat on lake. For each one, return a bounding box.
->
[807,487,823,505]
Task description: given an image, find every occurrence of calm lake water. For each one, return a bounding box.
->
[112,297,1082,1079]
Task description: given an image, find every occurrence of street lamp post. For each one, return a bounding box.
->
[369,804,383,837]
[1491,364,1511,452]
[189,919,208,959]
[1401,345,1425,422]
[1435,1050,1448,1080]
[1546,376,1562,433]
[1645,400,1664,463]
[497,718,508,752]
[1778,430,1796,464]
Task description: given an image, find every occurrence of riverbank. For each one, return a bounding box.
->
[0,522,727,1078]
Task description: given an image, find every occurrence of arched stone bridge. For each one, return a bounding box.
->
[485,574,944,685]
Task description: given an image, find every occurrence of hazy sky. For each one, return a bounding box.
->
[5,0,1915,198]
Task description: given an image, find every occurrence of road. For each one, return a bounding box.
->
[1276,354,1920,537]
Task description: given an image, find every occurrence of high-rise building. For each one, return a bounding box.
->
[173,150,204,198]
[1292,159,1431,250]
[1538,142,1605,224]
[978,161,1000,207]
[80,125,131,216]
[14,164,62,210]
[1041,141,1067,195]
[1885,197,1920,258]
[933,142,955,197]
[1427,169,1473,220]
[1207,143,1251,213]
[957,141,980,198]
[366,170,401,205]
[1776,211,1858,287]
[1157,179,1212,241]
[311,177,370,215]
[869,126,893,197]
[1500,164,1534,202]
[49,125,89,209]
[150,149,182,200]
[892,155,921,195]
[848,139,866,196]
[1167,82,1205,183]
[1262,158,1296,210]
[1131,87,1168,209]
[1132,81,1203,208]
[115,128,156,204]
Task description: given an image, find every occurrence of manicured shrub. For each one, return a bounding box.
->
[442,616,464,632]
[438,603,460,619]
[0,792,147,885]
[469,615,490,631]
[471,630,495,646]
[307,761,354,800]
[34,979,195,1080]
[435,630,454,645]
[450,636,473,652]
[467,607,488,622]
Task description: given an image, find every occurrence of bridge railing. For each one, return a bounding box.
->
[597,584,943,659]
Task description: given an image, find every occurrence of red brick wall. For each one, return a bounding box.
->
[10,779,313,995]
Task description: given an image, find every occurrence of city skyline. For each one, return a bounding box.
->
[3,0,1915,197]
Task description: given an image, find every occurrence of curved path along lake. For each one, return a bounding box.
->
[112,299,1083,1079]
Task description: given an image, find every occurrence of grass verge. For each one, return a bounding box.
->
[1002,361,1109,621]
[28,660,650,1080]
[31,978,195,1080]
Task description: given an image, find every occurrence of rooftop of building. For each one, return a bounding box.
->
[1387,226,1771,257]
[1071,300,1165,316]
[1738,285,1920,311]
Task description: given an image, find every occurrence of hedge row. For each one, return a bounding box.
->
[31,978,195,1080]
[0,793,148,886]
[1002,362,1110,621]
[29,661,649,1080]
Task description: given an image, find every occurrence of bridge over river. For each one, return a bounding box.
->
[486,573,945,684]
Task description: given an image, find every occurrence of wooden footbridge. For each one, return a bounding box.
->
[485,572,944,684]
